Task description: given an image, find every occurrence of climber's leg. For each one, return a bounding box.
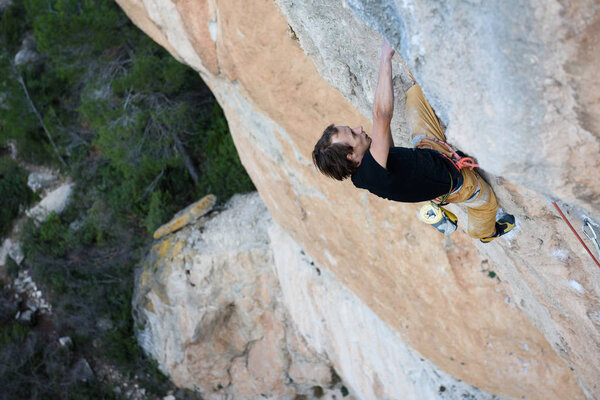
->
[459,170,498,239]
[405,84,509,240]
[440,168,498,238]
[405,84,446,143]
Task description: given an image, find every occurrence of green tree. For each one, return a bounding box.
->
[1,0,252,397]
[0,157,32,236]
[195,105,255,200]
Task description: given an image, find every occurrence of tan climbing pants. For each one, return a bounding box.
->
[405,84,498,239]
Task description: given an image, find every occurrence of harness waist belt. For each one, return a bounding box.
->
[450,173,463,195]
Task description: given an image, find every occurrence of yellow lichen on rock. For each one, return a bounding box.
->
[153,194,216,239]
[155,239,172,260]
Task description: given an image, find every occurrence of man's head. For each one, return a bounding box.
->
[312,124,372,180]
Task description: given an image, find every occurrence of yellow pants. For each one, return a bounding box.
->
[405,85,498,239]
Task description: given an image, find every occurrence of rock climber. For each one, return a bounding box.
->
[311,40,514,242]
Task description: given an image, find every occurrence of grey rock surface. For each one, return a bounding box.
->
[278,0,600,219]
[273,4,600,395]
[27,171,58,193]
[58,336,73,348]
[117,0,600,398]
[14,49,38,66]
[133,193,342,400]
[26,183,74,223]
[0,0,12,12]
[0,238,13,267]
[7,241,23,265]
[14,35,39,66]
[71,358,95,383]
[16,309,36,326]
[12,270,52,315]
[134,192,504,400]
[276,0,415,145]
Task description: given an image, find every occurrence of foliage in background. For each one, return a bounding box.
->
[0,0,253,397]
[195,105,256,200]
[1,0,254,216]
[0,157,32,236]
[0,316,117,399]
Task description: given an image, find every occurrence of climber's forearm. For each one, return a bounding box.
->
[372,41,395,148]
[373,56,394,117]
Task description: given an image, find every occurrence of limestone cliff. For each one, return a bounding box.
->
[134,194,344,399]
[120,1,600,399]
[135,193,512,399]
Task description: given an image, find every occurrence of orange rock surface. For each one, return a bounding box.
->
[117,0,599,398]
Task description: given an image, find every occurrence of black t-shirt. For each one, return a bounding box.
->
[351,147,459,203]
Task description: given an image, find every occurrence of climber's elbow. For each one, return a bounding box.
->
[373,107,393,123]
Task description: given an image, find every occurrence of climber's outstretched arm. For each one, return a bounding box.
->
[370,40,395,169]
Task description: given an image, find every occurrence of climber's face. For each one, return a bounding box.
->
[331,125,371,166]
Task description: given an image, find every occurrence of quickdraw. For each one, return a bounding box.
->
[552,202,600,269]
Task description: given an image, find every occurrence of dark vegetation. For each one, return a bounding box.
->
[0,0,254,398]
[0,157,32,236]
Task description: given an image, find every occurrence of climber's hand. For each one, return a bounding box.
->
[381,39,395,60]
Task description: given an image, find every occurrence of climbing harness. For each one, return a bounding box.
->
[552,202,600,269]
[417,136,480,172]
[415,137,481,235]
[583,219,600,260]
[417,136,480,206]
[438,141,480,172]
[417,201,458,235]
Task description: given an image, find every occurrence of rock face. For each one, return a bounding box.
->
[0,0,12,13]
[133,193,344,400]
[135,193,508,399]
[340,0,600,212]
[0,238,23,266]
[26,182,73,223]
[119,1,600,399]
[27,171,57,193]
[152,194,216,240]
[269,223,509,400]
[14,34,39,66]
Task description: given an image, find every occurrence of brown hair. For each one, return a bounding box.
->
[312,124,358,181]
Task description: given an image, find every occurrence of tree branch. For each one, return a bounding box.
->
[15,69,68,168]
[141,168,165,199]
[171,130,200,185]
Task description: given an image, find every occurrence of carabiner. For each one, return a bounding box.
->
[583,219,600,259]
[583,219,598,241]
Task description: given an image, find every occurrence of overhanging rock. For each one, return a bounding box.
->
[119,0,600,398]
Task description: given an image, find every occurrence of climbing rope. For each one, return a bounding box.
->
[418,136,480,172]
[552,202,600,269]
